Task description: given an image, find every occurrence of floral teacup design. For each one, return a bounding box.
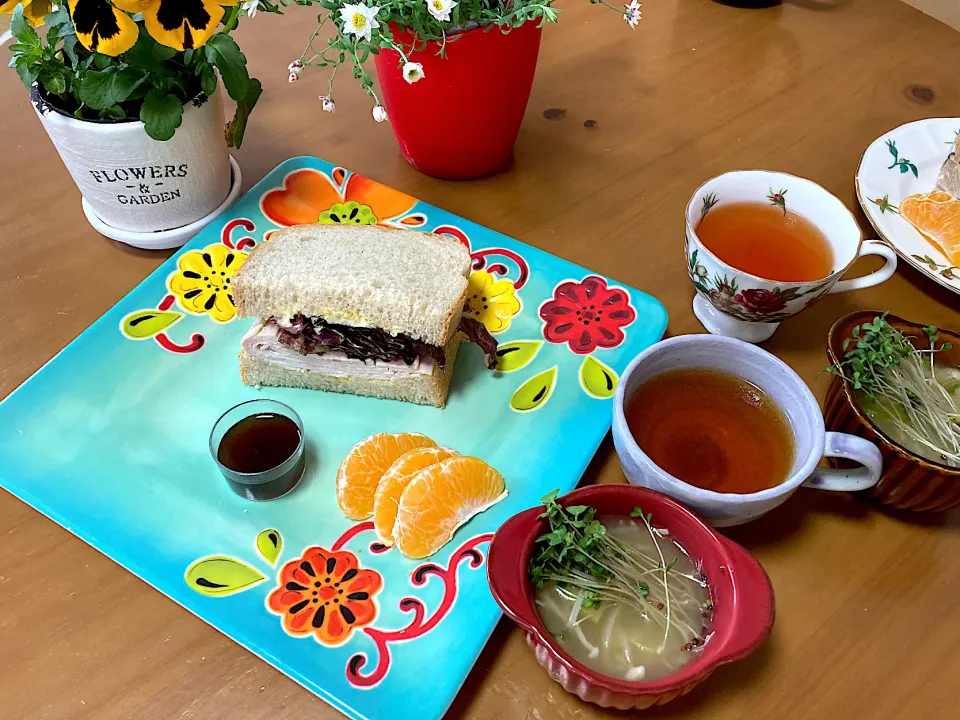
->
[686,170,898,343]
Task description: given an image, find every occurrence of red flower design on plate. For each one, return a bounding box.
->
[734,288,787,314]
[267,546,382,646]
[539,276,636,354]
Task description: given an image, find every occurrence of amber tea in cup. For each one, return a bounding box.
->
[626,367,795,494]
[685,170,898,344]
[696,201,833,282]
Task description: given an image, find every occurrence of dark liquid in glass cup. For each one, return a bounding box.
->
[210,400,306,501]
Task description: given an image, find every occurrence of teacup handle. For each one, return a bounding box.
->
[828,239,898,295]
[803,432,883,492]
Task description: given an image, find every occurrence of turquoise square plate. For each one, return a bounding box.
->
[0,157,667,720]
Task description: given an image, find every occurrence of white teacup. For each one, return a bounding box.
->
[686,170,898,343]
[612,334,883,527]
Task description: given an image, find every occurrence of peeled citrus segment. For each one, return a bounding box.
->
[336,433,437,520]
[372,447,459,545]
[394,456,507,559]
[901,192,960,265]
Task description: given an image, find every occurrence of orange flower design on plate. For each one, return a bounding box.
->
[267,546,382,646]
[261,169,425,229]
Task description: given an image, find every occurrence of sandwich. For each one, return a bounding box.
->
[232,224,497,408]
[937,135,960,198]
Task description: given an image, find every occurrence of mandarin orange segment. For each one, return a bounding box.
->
[336,433,437,520]
[393,456,507,559]
[901,192,960,265]
[372,447,460,545]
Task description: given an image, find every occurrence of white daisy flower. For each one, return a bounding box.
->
[402,62,425,84]
[372,105,388,123]
[319,95,336,113]
[623,1,641,28]
[242,0,260,18]
[339,3,381,43]
[426,0,457,23]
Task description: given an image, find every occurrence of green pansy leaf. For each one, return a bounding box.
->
[10,6,39,45]
[140,89,184,142]
[185,556,265,596]
[37,66,67,96]
[256,529,283,566]
[205,33,250,102]
[199,63,217,98]
[121,309,182,339]
[78,71,115,109]
[224,77,262,149]
[510,366,558,413]
[580,356,619,399]
[495,340,543,373]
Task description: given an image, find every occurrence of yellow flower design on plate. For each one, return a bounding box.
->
[466,270,521,333]
[168,244,245,322]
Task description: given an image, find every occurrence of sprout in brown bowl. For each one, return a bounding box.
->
[824,312,960,511]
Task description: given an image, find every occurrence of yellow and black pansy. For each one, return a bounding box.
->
[141,0,238,52]
[0,0,55,27]
[67,0,139,56]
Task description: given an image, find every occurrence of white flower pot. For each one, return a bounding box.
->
[33,87,233,237]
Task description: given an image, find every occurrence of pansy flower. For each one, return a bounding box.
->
[140,0,240,51]
[540,275,636,354]
[267,546,382,646]
[67,0,140,56]
[0,0,55,27]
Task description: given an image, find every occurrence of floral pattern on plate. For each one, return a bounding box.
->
[857,118,960,295]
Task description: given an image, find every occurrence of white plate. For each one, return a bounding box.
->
[856,117,960,294]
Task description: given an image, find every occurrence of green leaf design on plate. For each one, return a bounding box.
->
[256,529,283,566]
[579,356,619,399]
[185,556,265,596]
[510,366,558,413]
[121,309,182,339]
[495,340,543,373]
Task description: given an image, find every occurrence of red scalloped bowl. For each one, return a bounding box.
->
[487,484,775,710]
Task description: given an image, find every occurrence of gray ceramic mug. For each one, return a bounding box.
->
[612,334,883,526]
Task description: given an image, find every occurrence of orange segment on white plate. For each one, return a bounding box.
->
[901,191,960,265]
[336,433,437,520]
[372,446,459,545]
[394,456,507,559]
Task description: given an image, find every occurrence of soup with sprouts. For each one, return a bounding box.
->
[530,495,711,682]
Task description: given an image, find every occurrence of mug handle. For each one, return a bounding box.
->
[828,239,898,295]
[803,432,883,492]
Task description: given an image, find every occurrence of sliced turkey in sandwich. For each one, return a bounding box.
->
[232,224,497,408]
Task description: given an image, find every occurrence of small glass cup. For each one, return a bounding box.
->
[209,399,306,501]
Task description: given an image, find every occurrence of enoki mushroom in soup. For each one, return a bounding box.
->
[530,492,712,682]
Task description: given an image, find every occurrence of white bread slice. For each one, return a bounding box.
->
[239,335,461,408]
[233,225,471,346]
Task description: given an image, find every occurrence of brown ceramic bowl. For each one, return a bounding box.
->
[824,311,960,511]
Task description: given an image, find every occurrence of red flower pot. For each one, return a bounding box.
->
[373,22,543,180]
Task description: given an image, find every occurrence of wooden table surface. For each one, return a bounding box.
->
[3,1,960,718]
